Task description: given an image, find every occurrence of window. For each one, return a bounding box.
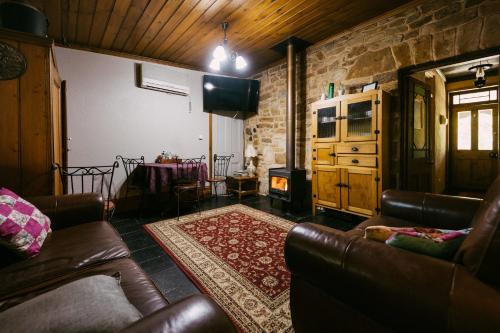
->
[457,111,471,150]
[452,88,498,105]
[478,109,493,150]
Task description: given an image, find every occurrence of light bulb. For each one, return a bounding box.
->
[209,58,220,71]
[204,82,215,90]
[476,66,485,79]
[213,45,227,62]
[235,55,247,70]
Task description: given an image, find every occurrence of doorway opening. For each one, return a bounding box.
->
[400,53,499,196]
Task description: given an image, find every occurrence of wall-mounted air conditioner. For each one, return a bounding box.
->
[138,63,190,96]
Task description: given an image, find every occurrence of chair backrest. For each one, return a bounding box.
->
[175,156,205,183]
[213,154,233,178]
[116,155,145,179]
[53,162,119,204]
[455,175,500,286]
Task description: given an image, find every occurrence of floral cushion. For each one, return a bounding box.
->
[364,226,472,259]
[0,188,51,257]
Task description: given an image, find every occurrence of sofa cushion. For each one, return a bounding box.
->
[0,221,130,298]
[0,188,51,257]
[0,275,142,333]
[0,259,169,316]
[455,175,500,286]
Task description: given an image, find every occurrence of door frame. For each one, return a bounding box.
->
[398,47,500,190]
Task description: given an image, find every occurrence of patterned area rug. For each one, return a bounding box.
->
[144,204,294,332]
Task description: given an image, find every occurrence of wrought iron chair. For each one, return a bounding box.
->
[116,155,146,214]
[173,155,206,220]
[53,162,119,220]
[207,154,233,199]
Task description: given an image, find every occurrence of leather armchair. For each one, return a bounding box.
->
[285,176,500,333]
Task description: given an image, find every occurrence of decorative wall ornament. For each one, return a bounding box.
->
[0,42,27,80]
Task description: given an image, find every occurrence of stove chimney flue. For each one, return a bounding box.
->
[286,40,296,171]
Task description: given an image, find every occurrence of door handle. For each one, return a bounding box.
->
[352,159,359,164]
[489,152,499,159]
[351,147,359,152]
[328,152,336,157]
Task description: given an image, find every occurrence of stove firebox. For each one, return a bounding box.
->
[268,168,306,207]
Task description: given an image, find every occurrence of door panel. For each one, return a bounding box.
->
[313,143,335,165]
[341,93,378,142]
[342,168,377,216]
[313,166,341,208]
[451,104,498,190]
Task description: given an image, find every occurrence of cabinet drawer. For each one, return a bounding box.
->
[313,143,335,165]
[337,155,377,167]
[336,142,377,154]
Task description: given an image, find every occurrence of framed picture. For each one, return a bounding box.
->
[362,81,378,92]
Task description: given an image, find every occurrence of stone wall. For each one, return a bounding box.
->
[245,0,500,194]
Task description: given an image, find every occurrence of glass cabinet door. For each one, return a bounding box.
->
[312,101,340,142]
[341,94,378,141]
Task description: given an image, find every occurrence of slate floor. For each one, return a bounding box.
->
[110,194,363,303]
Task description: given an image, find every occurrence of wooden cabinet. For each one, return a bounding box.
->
[0,30,63,196]
[311,90,390,217]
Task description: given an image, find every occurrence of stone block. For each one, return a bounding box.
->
[409,15,433,29]
[480,14,500,49]
[275,153,285,165]
[346,48,396,79]
[421,8,478,35]
[391,42,413,68]
[411,35,433,64]
[456,17,483,54]
[434,2,462,20]
[433,28,456,60]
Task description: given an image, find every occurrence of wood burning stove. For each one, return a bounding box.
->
[267,37,310,210]
[268,168,306,206]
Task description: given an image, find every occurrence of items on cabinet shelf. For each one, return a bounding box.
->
[311,90,390,217]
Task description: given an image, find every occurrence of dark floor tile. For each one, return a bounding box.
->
[131,245,167,263]
[121,229,148,242]
[139,254,176,275]
[126,234,157,252]
[149,266,200,303]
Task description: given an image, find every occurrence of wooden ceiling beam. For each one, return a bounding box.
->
[88,0,115,47]
[100,0,132,49]
[112,0,150,50]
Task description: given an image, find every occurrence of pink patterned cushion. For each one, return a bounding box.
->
[0,188,51,257]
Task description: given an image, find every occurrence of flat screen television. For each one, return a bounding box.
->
[203,75,259,119]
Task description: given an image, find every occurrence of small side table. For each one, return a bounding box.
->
[226,176,259,200]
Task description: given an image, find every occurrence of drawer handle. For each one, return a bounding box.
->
[351,147,359,152]
[328,152,336,157]
[352,159,359,164]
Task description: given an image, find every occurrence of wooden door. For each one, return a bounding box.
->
[451,104,498,190]
[341,168,378,216]
[406,78,433,192]
[312,100,341,143]
[313,143,335,165]
[340,92,378,142]
[51,63,63,195]
[312,166,341,209]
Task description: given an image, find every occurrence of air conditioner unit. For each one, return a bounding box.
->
[140,77,190,96]
[138,63,190,96]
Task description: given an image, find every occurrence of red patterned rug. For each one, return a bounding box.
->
[144,204,294,332]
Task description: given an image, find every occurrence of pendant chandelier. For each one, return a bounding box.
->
[468,62,492,88]
[209,22,247,72]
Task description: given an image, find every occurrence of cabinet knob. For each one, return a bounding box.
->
[313,135,316,138]
[313,157,316,160]
[352,159,359,164]
[351,147,359,152]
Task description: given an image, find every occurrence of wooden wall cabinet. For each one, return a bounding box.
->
[0,30,62,196]
[311,90,390,217]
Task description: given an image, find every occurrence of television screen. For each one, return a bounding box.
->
[203,75,259,118]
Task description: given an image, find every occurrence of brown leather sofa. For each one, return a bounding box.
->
[0,193,236,333]
[285,176,500,333]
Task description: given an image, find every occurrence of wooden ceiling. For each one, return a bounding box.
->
[32,0,413,74]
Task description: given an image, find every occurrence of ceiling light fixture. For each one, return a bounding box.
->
[209,22,247,72]
[468,62,493,88]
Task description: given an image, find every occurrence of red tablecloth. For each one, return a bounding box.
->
[141,162,208,194]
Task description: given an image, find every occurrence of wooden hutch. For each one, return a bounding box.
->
[0,29,63,196]
[311,90,390,217]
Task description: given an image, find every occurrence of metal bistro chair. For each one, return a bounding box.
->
[53,162,119,220]
[207,154,233,199]
[173,155,205,220]
[116,155,146,214]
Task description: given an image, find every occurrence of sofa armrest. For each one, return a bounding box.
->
[381,190,482,229]
[118,295,237,333]
[285,223,500,332]
[28,193,104,230]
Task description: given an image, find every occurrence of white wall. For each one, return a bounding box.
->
[55,47,242,196]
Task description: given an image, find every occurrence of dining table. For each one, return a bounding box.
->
[140,162,208,194]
